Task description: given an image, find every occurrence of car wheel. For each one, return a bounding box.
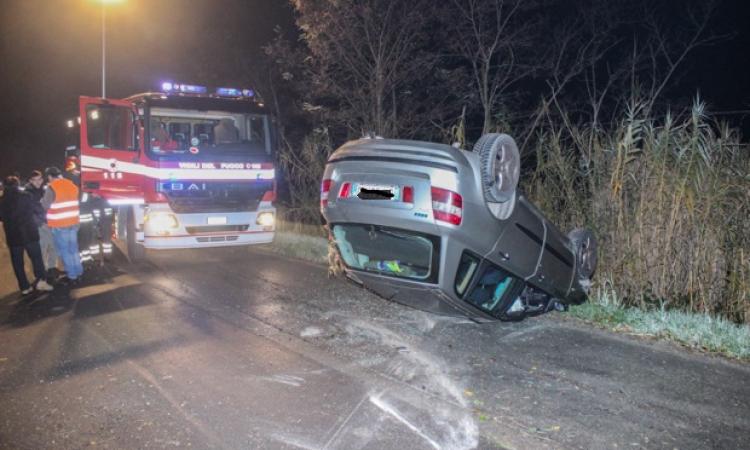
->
[568,228,597,288]
[475,133,520,203]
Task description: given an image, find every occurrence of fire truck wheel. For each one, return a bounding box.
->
[126,207,146,262]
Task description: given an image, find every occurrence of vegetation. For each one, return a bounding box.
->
[528,99,750,323]
[258,0,749,325]
[568,282,750,360]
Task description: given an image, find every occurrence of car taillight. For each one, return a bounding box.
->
[402,186,414,204]
[431,186,462,225]
[338,182,351,199]
[321,179,332,207]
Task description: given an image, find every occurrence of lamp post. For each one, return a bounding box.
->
[101,2,106,97]
[96,0,124,98]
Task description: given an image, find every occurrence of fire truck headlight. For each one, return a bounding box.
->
[256,212,275,227]
[146,212,179,233]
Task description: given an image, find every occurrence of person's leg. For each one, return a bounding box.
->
[51,227,74,277]
[100,210,113,257]
[9,246,31,291]
[25,240,47,282]
[39,225,58,271]
[79,221,95,264]
[68,226,84,279]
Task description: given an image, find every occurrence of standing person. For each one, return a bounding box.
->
[62,155,94,264]
[0,175,54,294]
[25,170,59,278]
[42,167,83,284]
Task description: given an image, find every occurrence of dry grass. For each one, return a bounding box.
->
[568,281,750,360]
[526,99,750,323]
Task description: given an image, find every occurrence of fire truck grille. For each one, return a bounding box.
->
[185,225,250,234]
[159,181,272,214]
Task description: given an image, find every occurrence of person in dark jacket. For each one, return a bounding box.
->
[25,170,59,276]
[0,175,54,294]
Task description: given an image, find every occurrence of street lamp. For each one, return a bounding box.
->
[95,0,124,98]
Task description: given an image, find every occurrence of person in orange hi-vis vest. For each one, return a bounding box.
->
[41,167,84,284]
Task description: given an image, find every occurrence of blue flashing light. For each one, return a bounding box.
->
[216,87,242,97]
[160,81,252,97]
[178,84,207,94]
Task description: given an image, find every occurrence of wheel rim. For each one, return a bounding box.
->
[578,235,596,279]
[490,139,519,199]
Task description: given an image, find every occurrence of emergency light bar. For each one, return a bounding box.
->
[161,82,208,94]
[216,87,241,97]
[161,82,256,99]
[216,87,255,98]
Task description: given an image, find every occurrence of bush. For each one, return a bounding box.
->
[278,127,333,225]
[526,99,750,323]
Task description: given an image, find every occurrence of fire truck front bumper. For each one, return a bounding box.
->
[141,209,275,249]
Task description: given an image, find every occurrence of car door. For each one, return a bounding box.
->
[489,195,545,279]
[79,96,144,204]
[536,221,576,297]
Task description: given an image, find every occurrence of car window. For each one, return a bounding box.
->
[455,251,479,296]
[332,224,440,283]
[464,262,522,316]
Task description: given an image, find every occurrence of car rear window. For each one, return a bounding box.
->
[332,224,440,283]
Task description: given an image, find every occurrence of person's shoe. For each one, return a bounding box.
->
[46,268,59,281]
[20,287,33,295]
[35,279,54,292]
[57,276,72,286]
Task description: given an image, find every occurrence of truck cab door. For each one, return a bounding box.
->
[79,96,144,205]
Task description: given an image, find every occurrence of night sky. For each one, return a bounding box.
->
[1,0,748,177]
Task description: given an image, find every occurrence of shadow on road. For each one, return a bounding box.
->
[0,265,153,329]
[43,334,186,382]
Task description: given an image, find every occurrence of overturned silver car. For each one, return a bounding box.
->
[321,134,597,321]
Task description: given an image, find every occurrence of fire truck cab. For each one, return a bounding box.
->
[67,83,276,260]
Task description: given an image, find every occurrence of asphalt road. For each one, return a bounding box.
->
[0,239,748,449]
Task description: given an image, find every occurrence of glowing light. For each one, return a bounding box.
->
[89,110,100,120]
[66,120,75,128]
[145,212,179,233]
[161,82,173,91]
[178,84,207,94]
[256,212,275,227]
[216,87,242,97]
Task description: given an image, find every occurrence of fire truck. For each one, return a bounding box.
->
[65,82,277,261]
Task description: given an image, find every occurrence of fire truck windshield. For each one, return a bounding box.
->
[148,112,271,158]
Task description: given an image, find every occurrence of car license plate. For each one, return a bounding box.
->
[207,216,227,225]
[354,183,400,200]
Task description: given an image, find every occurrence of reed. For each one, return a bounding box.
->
[526,98,750,323]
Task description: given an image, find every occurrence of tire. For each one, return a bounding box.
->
[126,207,145,262]
[474,133,521,203]
[568,228,597,289]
